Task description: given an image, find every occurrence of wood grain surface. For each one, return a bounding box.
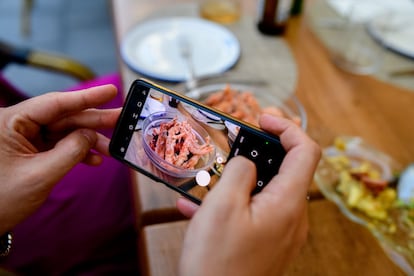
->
[139,201,405,276]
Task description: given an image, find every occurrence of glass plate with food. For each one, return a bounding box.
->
[184,83,307,131]
[315,136,414,275]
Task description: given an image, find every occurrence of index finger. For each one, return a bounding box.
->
[21,84,118,125]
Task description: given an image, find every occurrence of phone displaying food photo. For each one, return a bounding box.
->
[109,79,286,204]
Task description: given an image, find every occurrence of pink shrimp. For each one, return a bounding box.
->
[164,123,185,164]
[182,155,201,169]
[188,137,214,156]
[152,123,169,158]
[150,117,214,170]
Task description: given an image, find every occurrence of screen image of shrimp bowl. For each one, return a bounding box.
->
[123,88,236,196]
[142,111,216,178]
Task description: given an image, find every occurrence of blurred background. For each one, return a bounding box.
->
[0,0,118,97]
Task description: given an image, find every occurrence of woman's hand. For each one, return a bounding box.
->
[0,85,121,234]
[177,114,321,276]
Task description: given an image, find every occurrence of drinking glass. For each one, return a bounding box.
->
[330,4,385,75]
[198,0,241,24]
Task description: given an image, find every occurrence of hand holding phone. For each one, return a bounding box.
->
[178,113,322,276]
[109,79,286,204]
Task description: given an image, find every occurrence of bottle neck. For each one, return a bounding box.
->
[257,0,293,35]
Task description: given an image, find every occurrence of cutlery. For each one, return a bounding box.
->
[178,36,198,92]
[389,69,414,78]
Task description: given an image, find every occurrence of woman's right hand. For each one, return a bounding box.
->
[177,114,321,276]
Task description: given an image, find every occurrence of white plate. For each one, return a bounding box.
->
[121,16,240,82]
[368,13,414,60]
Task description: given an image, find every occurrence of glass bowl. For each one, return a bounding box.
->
[315,136,414,275]
[142,111,216,178]
[185,83,307,131]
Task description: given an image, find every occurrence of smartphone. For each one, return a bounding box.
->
[109,79,286,204]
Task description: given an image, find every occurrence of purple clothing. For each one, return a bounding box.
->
[0,74,139,275]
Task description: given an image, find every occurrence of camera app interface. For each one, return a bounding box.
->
[122,86,285,202]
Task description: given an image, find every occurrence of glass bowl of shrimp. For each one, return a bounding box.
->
[186,83,307,131]
[142,111,216,178]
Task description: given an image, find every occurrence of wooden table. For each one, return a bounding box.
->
[139,200,404,276]
[110,0,414,275]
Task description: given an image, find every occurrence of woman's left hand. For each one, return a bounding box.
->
[0,85,121,234]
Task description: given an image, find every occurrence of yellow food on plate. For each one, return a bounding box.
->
[326,138,397,221]
[334,168,396,220]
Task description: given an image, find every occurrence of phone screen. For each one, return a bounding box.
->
[110,79,286,204]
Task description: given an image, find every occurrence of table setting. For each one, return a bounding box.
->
[118,2,299,105]
[305,0,414,91]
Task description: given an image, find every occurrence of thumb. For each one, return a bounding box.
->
[205,156,257,206]
[176,197,200,218]
[33,129,98,184]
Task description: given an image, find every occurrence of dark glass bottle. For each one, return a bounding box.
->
[257,0,293,35]
[290,0,303,16]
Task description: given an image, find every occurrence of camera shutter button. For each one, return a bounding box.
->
[250,149,259,158]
